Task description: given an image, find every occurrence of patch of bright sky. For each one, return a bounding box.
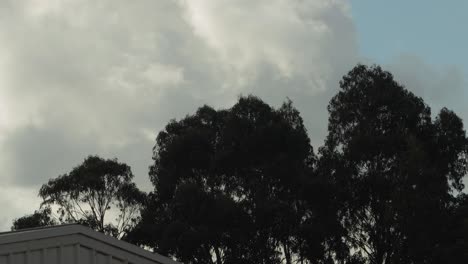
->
[350,0,468,70]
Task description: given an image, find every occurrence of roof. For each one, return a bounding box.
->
[0,224,179,264]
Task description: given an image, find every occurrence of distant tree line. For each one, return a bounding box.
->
[12,65,468,264]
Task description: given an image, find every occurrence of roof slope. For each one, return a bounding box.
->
[0,224,179,264]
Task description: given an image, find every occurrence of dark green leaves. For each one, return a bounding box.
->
[130,95,333,264]
[323,64,468,264]
[11,207,57,231]
[10,64,468,264]
[16,155,146,239]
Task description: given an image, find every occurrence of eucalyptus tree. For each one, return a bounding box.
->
[320,65,468,264]
[13,156,146,239]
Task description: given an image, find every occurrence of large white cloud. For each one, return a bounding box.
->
[1,0,466,232]
[0,0,358,231]
[179,0,354,90]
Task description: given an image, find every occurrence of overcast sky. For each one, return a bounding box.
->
[0,0,467,231]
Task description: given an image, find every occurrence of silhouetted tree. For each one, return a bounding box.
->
[11,207,57,231]
[320,65,468,264]
[128,96,338,264]
[13,155,146,238]
[434,194,468,263]
[10,64,468,264]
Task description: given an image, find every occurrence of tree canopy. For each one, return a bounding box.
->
[12,207,57,231]
[321,65,468,264]
[11,64,468,264]
[13,156,146,239]
[127,96,343,264]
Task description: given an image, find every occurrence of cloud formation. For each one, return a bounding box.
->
[0,0,359,230]
[0,0,466,231]
[386,54,468,115]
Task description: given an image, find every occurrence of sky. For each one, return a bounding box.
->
[0,0,467,231]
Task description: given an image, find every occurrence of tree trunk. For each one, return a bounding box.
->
[214,247,223,264]
[283,241,292,264]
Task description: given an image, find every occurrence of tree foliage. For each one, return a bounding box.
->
[11,207,57,231]
[128,96,340,264]
[127,69,468,263]
[13,155,146,238]
[321,64,468,264]
[10,64,468,264]
[436,194,468,263]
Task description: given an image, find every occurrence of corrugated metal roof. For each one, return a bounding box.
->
[0,224,180,264]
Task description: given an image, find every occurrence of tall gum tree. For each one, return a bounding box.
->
[37,155,146,239]
[320,65,468,264]
[129,96,341,264]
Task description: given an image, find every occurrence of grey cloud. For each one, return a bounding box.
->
[0,185,40,232]
[386,54,468,117]
[0,0,357,230]
[2,125,90,186]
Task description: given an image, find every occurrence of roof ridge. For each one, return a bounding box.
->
[0,224,179,264]
[0,223,81,235]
